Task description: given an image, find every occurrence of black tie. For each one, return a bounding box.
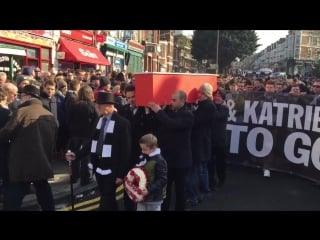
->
[96,117,107,155]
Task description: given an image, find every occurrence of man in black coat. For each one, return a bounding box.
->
[0,85,57,211]
[66,91,131,211]
[149,90,194,211]
[118,84,159,210]
[187,83,217,206]
[209,91,229,189]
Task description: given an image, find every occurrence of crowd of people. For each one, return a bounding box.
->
[4,66,317,211]
[0,66,229,211]
[217,73,320,177]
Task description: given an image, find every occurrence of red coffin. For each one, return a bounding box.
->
[135,72,217,106]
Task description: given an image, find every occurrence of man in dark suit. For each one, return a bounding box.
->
[66,91,131,211]
[149,90,194,211]
[118,84,159,210]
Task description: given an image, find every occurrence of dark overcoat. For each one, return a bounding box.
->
[118,104,159,166]
[156,105,194,169]
[78,112,132,179]
[191,99,217,163]
[0,99,58,182]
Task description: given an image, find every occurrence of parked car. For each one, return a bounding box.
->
[270,72,287,80]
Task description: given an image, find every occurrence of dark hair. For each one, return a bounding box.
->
[125,84,135,94]
[99,76,111,87]
[115,72,125,82]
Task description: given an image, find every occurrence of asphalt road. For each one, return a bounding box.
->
[189,164,320,211]
[40,163,320,211]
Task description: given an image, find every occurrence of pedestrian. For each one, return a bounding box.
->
[118,84,159,210]
[66,91,131,211]
[208,90,229,189]
[66,85,99,186]
[0,85,58,211]
[149,90,194,211]
[0,88,11,204]
[134,133,167,211]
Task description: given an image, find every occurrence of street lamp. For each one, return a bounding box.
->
[216,30,219,75]
[202,59,207,73]
[175,44,180,72]
[157,45,161,72]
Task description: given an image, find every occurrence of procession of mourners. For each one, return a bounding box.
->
[1,66,319,211]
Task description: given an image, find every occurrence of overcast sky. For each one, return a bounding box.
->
[180,30,289,54]
[255,30,288,53]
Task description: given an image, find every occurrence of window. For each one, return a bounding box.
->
[26,48,38,58]
[132,31,139,41]
[41,48,50,59]
[124,30,132,40]
[27,59,39,68]
[148,30,154,43]
[307,48,312,59]
[41,62,49,72]
[161,45,165,56]
[41,47,50,72]
[59,62,74,72]
[146,45,155,52]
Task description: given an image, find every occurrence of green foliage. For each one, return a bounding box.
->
[191,30,260,73]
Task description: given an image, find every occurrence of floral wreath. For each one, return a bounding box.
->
[124,167,148,203]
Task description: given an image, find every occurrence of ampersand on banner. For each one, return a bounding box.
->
[227,99,237,122]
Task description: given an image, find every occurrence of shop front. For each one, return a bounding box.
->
[58,30,110,72]
[0,43,26,80]
[0,30,53,81]
[126,40,144,73]
[103,36,128,72]
[57,38,110,71]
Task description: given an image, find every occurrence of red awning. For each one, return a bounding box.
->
[58,38,110,66]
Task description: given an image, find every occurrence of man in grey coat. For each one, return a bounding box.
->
[0,85,58,211]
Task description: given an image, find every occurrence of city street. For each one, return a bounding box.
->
[19,162,320,211]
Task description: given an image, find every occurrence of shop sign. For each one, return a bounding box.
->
[0,66,10,71]
[78,48,98,59]
[28,30,53,39]
[106,36,126,49]
[0,30,52,47]
[56,52,65,59]
[115,40,126,49]
[60,30,94,45]
[0,55,9,62]
[106,36,115,45]
[128,40,144,53]
[96,34,105,43]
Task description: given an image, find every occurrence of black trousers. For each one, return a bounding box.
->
[95,173,118,211]
[123,190,136,211]
[208,146,227,188]
[71,154,91,186]
[162,167,188,211]
[3,180,55,211]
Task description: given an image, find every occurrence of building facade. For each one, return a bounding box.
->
[0,30,54,80]
[57,30,110,72]
[250,30,320,77]
[173,33,197,73]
